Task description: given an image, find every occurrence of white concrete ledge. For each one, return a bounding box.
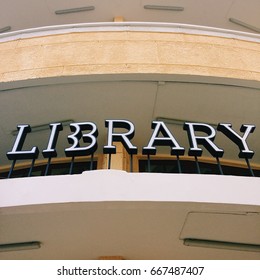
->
[0,22,260,43]
[0,170,260,208]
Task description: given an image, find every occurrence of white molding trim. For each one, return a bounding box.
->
[0,22,260,43]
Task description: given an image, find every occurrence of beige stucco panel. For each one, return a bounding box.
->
[0,31,259,83]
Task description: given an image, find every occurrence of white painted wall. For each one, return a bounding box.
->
[0,170,260,208]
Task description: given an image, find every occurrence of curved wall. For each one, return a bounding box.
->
[1,24,260,260]
[1,170,260,208]
[0,27,259,84]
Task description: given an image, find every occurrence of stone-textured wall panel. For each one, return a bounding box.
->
[0,31,259,83]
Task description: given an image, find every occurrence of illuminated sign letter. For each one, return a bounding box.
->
[184,122,224,157]
[217,123,255,158]
[103,120,138,154]
[142,121,185,155]
[42,123,63,158]
[65,122,98,157]
[7,124,39,160]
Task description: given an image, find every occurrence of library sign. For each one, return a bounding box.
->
[6,120,256,161]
